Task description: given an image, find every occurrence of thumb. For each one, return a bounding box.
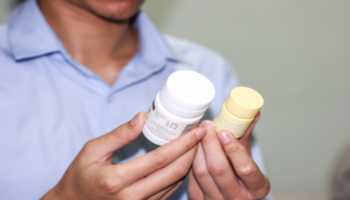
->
[84,112,146,160]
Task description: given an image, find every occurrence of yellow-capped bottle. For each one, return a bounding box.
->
[214,87,264,138]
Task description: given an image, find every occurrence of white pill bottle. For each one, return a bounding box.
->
[143,70,216,145]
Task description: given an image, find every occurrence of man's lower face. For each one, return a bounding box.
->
[70,0,145,21]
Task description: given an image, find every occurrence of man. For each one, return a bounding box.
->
[0,0,271,199]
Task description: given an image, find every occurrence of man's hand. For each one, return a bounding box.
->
[42,112,206,200]
[188,115,271,200]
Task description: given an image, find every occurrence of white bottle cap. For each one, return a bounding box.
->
[159,70,216,118]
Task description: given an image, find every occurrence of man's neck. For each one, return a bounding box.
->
[38,0,139,85]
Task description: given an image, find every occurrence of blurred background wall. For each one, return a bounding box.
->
[1,1,349,199]
[0,1,8,21]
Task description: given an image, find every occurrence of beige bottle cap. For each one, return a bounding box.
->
[225,87,264,119]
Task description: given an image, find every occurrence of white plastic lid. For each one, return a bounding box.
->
[159,70,216,118]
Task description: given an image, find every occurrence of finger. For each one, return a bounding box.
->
[121,147,197,199]
[201,121,244,199]
[218,131,270,199]
[148,180,182,200]
[106,127,206,190]
[159,181,183,200]
[188,170,204,200]
[82,112,146,160]
[240,112,261,150]
[192,144,223,200]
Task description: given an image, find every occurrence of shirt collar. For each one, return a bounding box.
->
[8,0,63,61]
[7,0,180,66]
[134,12,180,66]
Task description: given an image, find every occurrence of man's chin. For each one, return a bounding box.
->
[98,11,139,24]
[88,1,143,24]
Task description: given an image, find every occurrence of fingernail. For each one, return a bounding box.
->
[195,127,206,139]
[130,113,141,127]
[218,131,233,144]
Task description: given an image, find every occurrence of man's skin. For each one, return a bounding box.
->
[38,0,141,85]
[189,115,271,200]
[42,113,206,199]
[38,0,270,199]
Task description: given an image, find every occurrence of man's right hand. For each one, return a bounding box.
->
[42,112,206,200]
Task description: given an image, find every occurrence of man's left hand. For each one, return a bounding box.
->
[188,116,271,200]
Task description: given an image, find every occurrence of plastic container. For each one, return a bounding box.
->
[143,70,216,145]
[214,86,264,138]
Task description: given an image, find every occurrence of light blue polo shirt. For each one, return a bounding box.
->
[0,0,268,199]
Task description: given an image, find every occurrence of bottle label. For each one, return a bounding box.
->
[144,102,196,143]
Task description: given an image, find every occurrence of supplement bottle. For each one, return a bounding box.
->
[143,70,216,145]
[214,86,264,138]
